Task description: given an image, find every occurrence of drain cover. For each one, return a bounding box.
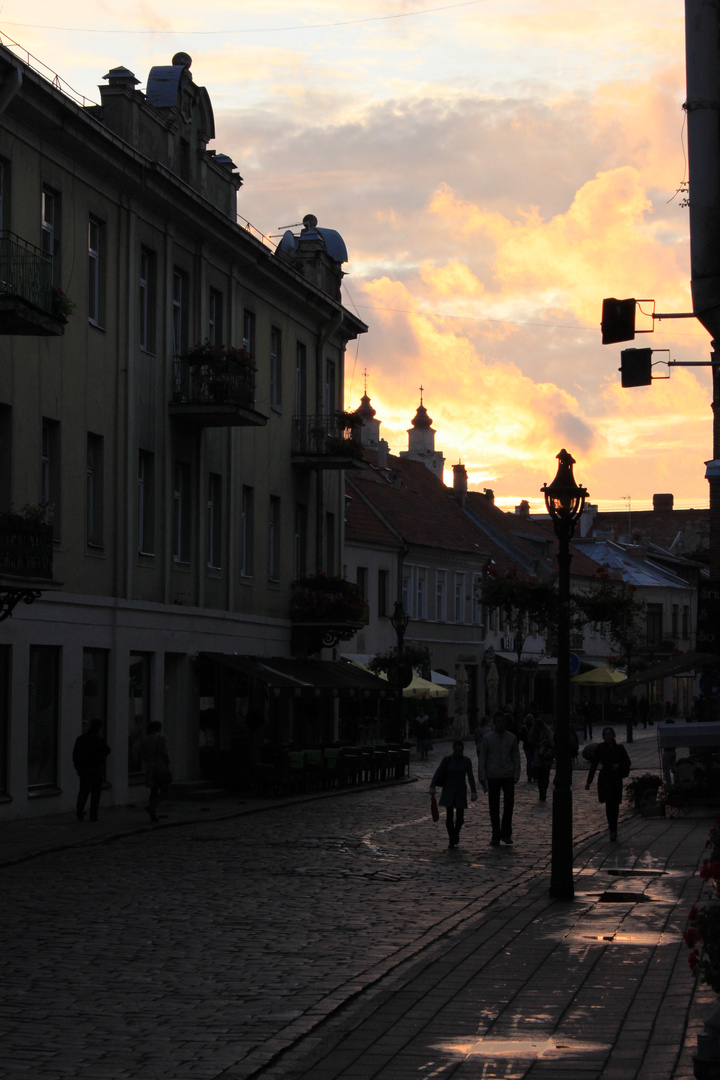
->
[598,891,652,903]
[606,869,665,877]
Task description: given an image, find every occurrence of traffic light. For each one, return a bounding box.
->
[601,297,636,344]
[620,348,653,387]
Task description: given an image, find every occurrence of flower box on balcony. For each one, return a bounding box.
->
[290,574,369,626]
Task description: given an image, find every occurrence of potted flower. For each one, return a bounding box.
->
[686,821,720,1077]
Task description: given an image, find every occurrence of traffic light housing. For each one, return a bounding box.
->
[601,297,636,344]
[620,348,653,387]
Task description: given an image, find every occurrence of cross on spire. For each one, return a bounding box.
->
[419,384,424,405]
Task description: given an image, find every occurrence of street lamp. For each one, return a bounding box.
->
[391,600,410,742]
[542,449,588,900]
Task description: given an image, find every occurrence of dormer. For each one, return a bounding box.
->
[98,53,241,217]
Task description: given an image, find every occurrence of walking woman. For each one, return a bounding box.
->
[530,715,555,803]
[429,740,477,849]
[142,721,172,822]
[585,726,631,841]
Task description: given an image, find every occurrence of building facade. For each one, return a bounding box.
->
[0,46,367,817]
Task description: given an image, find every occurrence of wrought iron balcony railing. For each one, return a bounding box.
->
[170,350,266,428]
[0,514,54,581]
[0,233,52,312]
[290,574,369,651]
[291,414,364,468]
[0,233,66,335]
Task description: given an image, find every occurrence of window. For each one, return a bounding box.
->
[270,326,282,410]
[683,604,690,640]
[378,569,389,617]
[325,359,336,418]
[436,570,447,622]
[402,569,412,618]
[671,604,679,641]
[128,652,152,776]
[172,269,188,355]
[0,161,7,236]
[325,511,335,576]
[472,574,484,626]
[27,645,60,791]
[41,418,60,531]
[173,460,191,563]
[416,567,427,620]
[269,496,281,581]
[0,645,9,795]
[138,451,155,555]
[0,404,11,513]
[88,217,104,325]
[646,603,663,647]
[295,342,307,417]
[357,566,368,601]
[42,187,60,284]
[243,309,256,356]
[139,248,156,352]
[208,288,223,346]
[86,433,104,548]
[179,137,190,182]
[207,472,222,569]
[454,573,466,624]
[294,503,307,578]
[241,485,254,577]
[82,648,108,735]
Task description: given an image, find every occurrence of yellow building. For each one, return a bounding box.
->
[0,45,368,816]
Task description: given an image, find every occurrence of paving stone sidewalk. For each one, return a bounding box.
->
[0,726,716,1080]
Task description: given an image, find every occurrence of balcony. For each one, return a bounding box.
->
[292,414,365,470]
[290,575,369,653]
[169,346,267,428]
[0,512,58,620]
[0,233,66,336]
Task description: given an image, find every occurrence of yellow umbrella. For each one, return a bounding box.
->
[571,666,627,685]
[403,675,449,699]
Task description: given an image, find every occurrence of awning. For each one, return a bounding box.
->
[609,650,714,698]
[495,652,557,666]
[431,670,456,687]
[200,653,395,698]
[657,721,720,749]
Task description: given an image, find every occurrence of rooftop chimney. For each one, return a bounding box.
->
[453,462,468,504]
[653,493,674,512]
[483,488,495,504]
[514,499,530,517]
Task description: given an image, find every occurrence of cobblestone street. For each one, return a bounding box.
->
[1,731,714,1080]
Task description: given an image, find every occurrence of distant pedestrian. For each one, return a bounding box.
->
[477,712,521,846]
[73,718,110,822]
[473,715,491,770]
[429,740,477,849]
[638,696,649,729]
[585,726,631,841]
[142,721,172,823]
[416,712,432,761]
[519,714,535,783]
[530,715,554,803]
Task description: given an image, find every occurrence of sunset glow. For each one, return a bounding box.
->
[7,0,710,510]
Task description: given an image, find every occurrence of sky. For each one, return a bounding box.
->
[2,0,713,511]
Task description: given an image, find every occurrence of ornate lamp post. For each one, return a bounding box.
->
[542,449,588,900]
[391,600,410,742]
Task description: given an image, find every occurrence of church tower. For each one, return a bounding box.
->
[400,390,445,478]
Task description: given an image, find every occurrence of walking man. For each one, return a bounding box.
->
[477,711,521,846]
[73,718,110,821]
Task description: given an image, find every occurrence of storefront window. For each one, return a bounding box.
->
[83,648,108,733]
[128,652,152,777]
[0,645,9,795]
[27,645,60,791]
